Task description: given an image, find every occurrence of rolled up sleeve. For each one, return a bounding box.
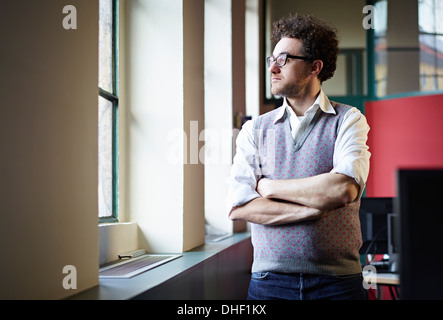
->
[331,108,371,200]
[226,120,261,214]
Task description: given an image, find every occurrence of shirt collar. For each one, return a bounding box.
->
[273,89,336,124]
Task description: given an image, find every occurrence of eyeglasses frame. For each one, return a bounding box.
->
[266,53,312,68]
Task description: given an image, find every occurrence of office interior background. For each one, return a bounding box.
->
[1,0,443,300]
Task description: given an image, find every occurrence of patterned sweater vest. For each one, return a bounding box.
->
[251,103,363,276]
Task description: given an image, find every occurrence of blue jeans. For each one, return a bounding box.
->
[247,272,368,300]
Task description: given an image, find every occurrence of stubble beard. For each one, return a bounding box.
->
[272,83,299,98]
[271,68,311,99]
[271,80,309,99]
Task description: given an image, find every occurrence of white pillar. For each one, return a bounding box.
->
[124,0,205,252]
[204,0,247,234]
[386,0,420,94]
[246,0,261,119]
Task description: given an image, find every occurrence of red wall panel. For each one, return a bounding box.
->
[365,94,443,197]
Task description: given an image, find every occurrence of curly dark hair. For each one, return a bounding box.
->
[271,13,339,83]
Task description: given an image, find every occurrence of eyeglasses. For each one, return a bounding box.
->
[266,53,311,68]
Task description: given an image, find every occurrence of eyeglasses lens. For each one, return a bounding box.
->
[267,54,287,68]
[276,54,287,67]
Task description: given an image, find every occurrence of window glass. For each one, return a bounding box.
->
[419,0,443,91]
[372,0,388,97]
[98,96,114,218]
[98,0,118,221]
[99,0,114,93]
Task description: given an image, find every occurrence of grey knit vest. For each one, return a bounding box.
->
[251,102,363,276]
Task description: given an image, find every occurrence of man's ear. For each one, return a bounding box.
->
[310,60,323,77]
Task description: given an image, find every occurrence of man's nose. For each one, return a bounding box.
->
[268,60,280,73]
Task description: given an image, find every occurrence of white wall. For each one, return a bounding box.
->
[385,0,420,94]
[246,0,262,119]
[120,0,205,253]
[270,0,367,48]
[204,0,248,234]
[183,0,207,251]
[0,0,99,299]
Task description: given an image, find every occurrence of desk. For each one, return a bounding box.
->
[363,271,399,300]
[364,272,399,286]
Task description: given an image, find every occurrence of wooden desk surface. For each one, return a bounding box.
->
[364,272,400,286]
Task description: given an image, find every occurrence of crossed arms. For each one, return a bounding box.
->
[228,172,360,226]
[228,105,370,227]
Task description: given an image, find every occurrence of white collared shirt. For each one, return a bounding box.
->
[226,90,371,211]
[280,89,336,140]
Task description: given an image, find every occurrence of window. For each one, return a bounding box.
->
[419,0,443,91]
[99,0,119,223]
[371,0,443,97]
[373,0,388,97]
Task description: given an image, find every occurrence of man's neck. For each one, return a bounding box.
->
[286,87,321,116]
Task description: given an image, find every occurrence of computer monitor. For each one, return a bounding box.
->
[359,197,393,256]
[395,169,443,299]
[387,212,400,273]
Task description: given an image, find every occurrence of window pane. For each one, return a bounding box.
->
[98,96,114,218]
[374,0,387,36]
[437,35,443,76]
[437,0,443,34]
[99,0,114,93]
[374,0,388,97]
[419,0,435,33]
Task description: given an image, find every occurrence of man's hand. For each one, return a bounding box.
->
[256,177,273,198]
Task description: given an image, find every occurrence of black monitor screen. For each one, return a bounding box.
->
[395,169,443,300]
[359,197,393,255]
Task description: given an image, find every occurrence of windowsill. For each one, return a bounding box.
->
[98,222,138,266]
[69,232,252,300]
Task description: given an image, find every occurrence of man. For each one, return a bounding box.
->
[227,13,370,300]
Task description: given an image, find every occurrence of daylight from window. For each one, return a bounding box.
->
[98,0,118,220]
